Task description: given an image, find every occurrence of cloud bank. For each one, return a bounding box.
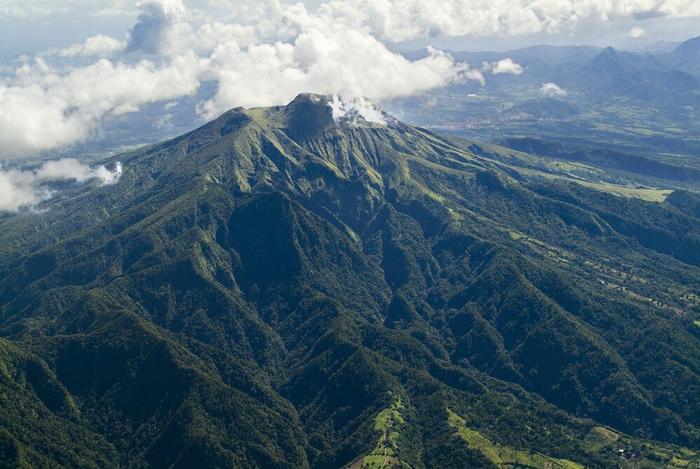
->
[198,35,475,116]
[0,159,122,212]
[1,0,480,158]
[2,0,700,159]
[315,0,700,41]
[3,0,700,24]
[0,54,201,158]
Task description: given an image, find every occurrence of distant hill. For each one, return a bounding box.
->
[489,45,602,85]
[665,35,700,77]
[510,97,580,119]
[675,35,700,56]
[405,45,601,86]
[567,46,698,100]
[500,136,700,183]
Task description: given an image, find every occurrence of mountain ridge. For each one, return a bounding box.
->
[1,95,699,468]
[567,46,698,100]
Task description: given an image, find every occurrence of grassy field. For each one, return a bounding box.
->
[351,396,412,469]
[447,408,584,469]
[581,425,700,468]
[582,426,620,453]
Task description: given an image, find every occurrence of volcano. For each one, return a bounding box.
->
[1,94,699,468]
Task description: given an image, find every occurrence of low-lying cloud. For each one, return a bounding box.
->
[198,35,477,116]
[0,54,201,158]
[482,58,524,75]
[330,95,387,125]
[0,0,482,158]
[540,82,568,97]
[0,159,122,212]
[629,27,646,38]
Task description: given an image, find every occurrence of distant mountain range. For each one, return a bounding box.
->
[1,94,699,468]
[438,35,700,100]
[40,36,700,164]
[388,35,700,163]
[667,35,700,76]
[565,46,698,101]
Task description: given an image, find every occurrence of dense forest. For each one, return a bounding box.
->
[0,94,699,468]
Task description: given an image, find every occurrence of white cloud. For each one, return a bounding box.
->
[2,0,485,158]
[23,0,698,159]
[482,58,524,75]
[540,82,568,97]
[329,95,387,125]
[0,0,133,18]
[126,0,187,54]
[191,22,259,52]
[0,159,122,212]
[317,0,700,42]
[657,0,700,17]
[54,35,125,58]
[197,29,478,117]
[0,54,202,158]
[3,0,700,26]
[629,26,646,38]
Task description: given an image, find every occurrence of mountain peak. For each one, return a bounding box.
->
[276,93,337,140]
[274,94,390,140]
[593,46,622,64]
[584,46,636,77]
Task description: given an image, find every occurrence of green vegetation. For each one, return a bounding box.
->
[580,426,700,468]
[582,427,620,453]
[447,408,584,469]
[353,396,412,468]
[0,94,699,467]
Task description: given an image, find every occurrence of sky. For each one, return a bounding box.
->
[2,0,699,58]
[0,0,699,162]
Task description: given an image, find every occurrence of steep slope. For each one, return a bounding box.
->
[0,338,118,468]
[668,35,700,77]
[1,94,699,468]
